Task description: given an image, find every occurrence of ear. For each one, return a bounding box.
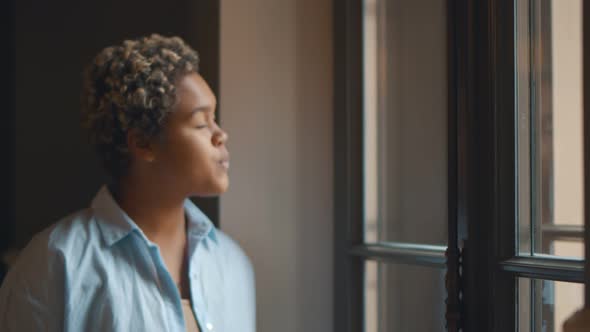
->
[127,129,157,163]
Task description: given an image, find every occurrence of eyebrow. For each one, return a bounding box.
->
[191,106,211,114]
[189,106,217,121]
[189,106,212,118]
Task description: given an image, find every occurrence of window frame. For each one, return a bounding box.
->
[333,0,456,331]
[454,0,588,329]
[584,0,590,308]
[333,0,590,331]
[333,1,365,330]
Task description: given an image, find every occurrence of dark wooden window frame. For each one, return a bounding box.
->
[334,0,590,331]
[333,0,452,331]
[584,0,590,309]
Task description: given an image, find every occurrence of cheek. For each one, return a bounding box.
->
[171,134,212,172]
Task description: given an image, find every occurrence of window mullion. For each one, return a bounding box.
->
[583,0,590,307]
[499,256,585,282]
[349,243,447,268]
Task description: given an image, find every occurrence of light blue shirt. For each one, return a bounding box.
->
[0,185,255,332]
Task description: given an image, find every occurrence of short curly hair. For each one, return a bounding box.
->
[81,34,200,180]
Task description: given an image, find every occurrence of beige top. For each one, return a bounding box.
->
[178,220,200,332]
[181,298,200,332]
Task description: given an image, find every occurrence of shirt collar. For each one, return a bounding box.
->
[91,185,218,247]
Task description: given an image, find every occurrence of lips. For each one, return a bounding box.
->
[218,154,230,171]
[219,159,230,170]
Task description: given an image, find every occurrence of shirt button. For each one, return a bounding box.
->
[206,322,214,330]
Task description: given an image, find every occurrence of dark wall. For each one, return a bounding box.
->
[9,0,219,249]
[1,0,16,259]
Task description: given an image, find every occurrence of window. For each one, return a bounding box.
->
[334,0,590,331]
[515,0,585,330]
[335,0,452,331]
[362,0,448,330]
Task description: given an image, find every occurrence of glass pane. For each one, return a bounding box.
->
[362,0,448,244]
[364,260,446,332]
[518,278,532,332]
[516,0,585,257]
[518,278,584,332]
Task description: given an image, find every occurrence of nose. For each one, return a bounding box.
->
[212,127,228,146]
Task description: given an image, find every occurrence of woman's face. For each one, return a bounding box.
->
[151,72,229,197]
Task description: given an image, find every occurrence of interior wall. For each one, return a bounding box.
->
[219,0,334,331]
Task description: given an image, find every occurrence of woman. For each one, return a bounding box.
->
[0,34,255,332]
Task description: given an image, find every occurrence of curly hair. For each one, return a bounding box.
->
[81,34,200,180]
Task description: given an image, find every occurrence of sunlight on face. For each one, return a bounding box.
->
[152,73,230,197]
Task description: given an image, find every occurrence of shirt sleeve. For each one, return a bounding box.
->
[245,257,256,332]
[0,238,65,332]
[221,230,257,332]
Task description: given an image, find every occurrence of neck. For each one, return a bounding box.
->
[112,175,187,245]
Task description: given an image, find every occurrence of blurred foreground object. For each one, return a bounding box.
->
[563,308,590,331]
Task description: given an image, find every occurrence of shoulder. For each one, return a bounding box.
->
[18,208,100,268]
[0,208,99,331]
[212,228,256,328]
[2,208,101,287]
[214,229,255,279]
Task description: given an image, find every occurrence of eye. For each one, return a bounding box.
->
[195,124,208,129]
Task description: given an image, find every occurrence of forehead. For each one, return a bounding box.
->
[174,72,217,112]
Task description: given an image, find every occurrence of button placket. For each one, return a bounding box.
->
[189,242,216,332]
[149,243,187,332]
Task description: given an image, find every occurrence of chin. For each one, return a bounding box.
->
[192,180,229,197]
